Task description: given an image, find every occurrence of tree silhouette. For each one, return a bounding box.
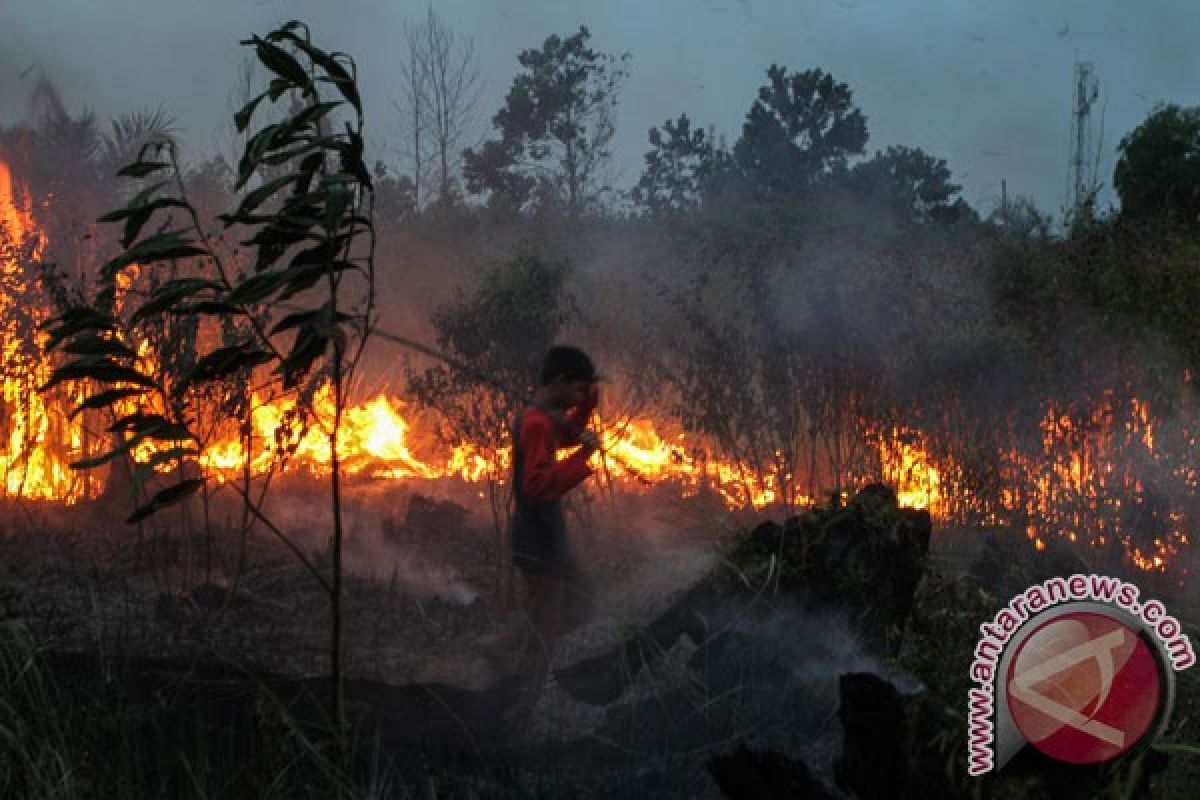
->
[463,26,627,215]
[733,65,867,198]
[847,145,966,222]
[633,113,731,214]
[1114,103,1200,228]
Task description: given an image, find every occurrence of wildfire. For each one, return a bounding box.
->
[879,427,942,512]
[0,155,1194,575]
[0,156,80,500]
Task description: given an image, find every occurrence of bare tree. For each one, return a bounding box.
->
[397,22,427,209]
[420,6,481,203]
[396,5,481,209]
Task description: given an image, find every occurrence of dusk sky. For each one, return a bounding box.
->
[2,0,1197,217]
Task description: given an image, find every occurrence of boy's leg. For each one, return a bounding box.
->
[523,568,568,673]
[558,559,594,635]
[506,567,568,731]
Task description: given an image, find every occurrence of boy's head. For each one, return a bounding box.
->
[540,346,597,409]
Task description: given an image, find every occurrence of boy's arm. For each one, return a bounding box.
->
[521,415,596,504]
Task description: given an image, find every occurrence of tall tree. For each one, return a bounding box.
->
[633,113,731,214]
[463,26,627,215]
[733,65,867,198]
[846,145,965,222]
[1114,103,1200,228]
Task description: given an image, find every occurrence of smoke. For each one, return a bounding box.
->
[261,487,480,605]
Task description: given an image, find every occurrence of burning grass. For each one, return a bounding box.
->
[6,143,1200,581]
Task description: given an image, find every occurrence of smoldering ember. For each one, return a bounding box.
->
[1,5,1199,799]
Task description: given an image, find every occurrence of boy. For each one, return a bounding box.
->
[505,345,601,724]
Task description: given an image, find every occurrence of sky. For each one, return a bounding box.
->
[1,0,1197,217]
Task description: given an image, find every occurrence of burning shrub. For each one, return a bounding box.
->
[408,253,572,525]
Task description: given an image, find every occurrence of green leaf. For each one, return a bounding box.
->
[41,359,158,393]
[69,431,150,470]
[126,479,206,525]
[62,335,136,359]
[266,77,292,102]
[228,270,293,305]
[70,388,146,419]
[295,152,324,193]
[275,262,358,302]
[269,309,319,336]
[279,323,328,389]
[108,413,193,442]
[289,101,342,132]
[247,225,316,273]
[170,301,243,317]
[99,195,191,249]
[41,307,118,350]
[234,91,268,133]
[131,278,223,323]
[97,182,169,219]
[269,303,352,336]
[286,236,349,268]
[324,185,353,231]
[130,446,200,491]
[258,143,321,167]
[102,232,208,280]
[116,161,170,178]
[108,412,170,434]
[272,31,361,113]
[232,173,302,219]
[179,345,275,389]
[322,55,361,114]
[236,124,285,189]
[254,38,312,90]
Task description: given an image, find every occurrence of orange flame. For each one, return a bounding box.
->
[0,156,1193,575]
[0,157,83,500]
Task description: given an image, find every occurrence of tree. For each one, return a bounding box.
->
[463,26,627,215]
[632,113,731,214]
[1114,103,1200,227]
[417,5,481,205]
[398,17,428,209]
[733,65,867,198]
[847,145,966,222]
[396,6,480,209]
[39,21,376,774]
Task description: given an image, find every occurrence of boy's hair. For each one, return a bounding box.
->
[540,345,596,386]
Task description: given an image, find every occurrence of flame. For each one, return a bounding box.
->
[0,156,1194,575]
[879,427,942,511]
[0,156,82,500]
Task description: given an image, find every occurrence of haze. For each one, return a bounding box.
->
[1,0,1197,217]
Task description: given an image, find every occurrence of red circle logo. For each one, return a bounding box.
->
[1006,612,1163,764]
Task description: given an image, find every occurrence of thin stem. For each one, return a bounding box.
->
[224,480,331,593]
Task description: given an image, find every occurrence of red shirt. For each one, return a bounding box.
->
[517,393,597,505]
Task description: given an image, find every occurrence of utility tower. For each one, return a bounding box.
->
[1068,62,1099,221]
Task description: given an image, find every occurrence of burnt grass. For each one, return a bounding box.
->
[1,481,1199,799]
